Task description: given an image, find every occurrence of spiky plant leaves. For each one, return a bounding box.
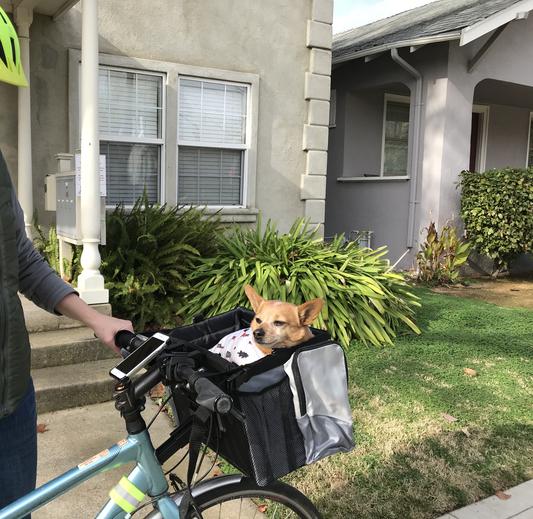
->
[183,217,420,347]
[101,195,222,330]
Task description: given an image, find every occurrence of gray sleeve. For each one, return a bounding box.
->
[12,190,77,314]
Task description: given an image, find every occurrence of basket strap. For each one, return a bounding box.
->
[187,406,211,488]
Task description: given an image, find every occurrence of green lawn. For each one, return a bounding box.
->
[285,288,533,518]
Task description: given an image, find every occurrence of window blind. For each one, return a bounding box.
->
[99,68,162,139]
[177,77,247,206]
[100,141,160,205]
[178,79,246,145]
[178,146,242,205]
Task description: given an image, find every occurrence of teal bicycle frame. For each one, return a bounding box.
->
[0,430,180,519]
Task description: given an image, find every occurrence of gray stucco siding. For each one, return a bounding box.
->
[1,0,315,232]
[484,105,530,170]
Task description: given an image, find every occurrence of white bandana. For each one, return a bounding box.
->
[209,328,266,365]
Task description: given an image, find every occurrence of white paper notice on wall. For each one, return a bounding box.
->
[74,154,107,197]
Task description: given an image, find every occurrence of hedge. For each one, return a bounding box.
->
[459,168,533,272]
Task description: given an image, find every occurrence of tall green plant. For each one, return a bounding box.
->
[417,222,472,285]
[183,218,420,347]
[101,196,222,329]
[33,215,82,283]
[460,168,533,273]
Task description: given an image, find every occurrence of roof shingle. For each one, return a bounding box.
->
[333,0,523,62]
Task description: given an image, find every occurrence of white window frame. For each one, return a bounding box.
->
[98,65,166,207]
[69,50,260,221]
[472,104,489,173]
[177,75,252,209]
[526,111,533,167]
[380,93,411,179]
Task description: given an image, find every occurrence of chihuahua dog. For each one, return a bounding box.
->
[210,285,323,366]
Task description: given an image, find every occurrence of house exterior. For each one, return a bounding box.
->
[326,0,533,269]
[0,0,333,302]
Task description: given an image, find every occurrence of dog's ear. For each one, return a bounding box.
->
[297,298,324,326]
[244,285,264,313]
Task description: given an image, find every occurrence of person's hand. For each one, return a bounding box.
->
[90,313,134,355]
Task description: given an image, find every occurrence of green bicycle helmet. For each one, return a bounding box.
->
[0,6,28,86]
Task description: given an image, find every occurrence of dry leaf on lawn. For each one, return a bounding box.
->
[37,423,49,433]
[495,490,511,500]
[461,427,471,437]
[464,368,478,377]
[257,504,268,513]
[442,413,458,423]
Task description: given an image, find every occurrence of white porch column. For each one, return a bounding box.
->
[15,7,33,239]
[418,77,473,239]
[77,0,108,304]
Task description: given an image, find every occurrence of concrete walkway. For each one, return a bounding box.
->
[34,400,203,518]
[437,480,533,519]
[34,399,262,518]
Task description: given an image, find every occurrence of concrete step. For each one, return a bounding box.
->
[32,358,118,414]
[21,294,112,333]
[30,327,118,369]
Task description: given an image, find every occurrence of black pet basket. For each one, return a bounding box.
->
[167,307,354,486]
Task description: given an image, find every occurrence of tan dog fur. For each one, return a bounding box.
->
[244,285,324,355]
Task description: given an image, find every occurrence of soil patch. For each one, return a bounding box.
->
[432,278,533,310]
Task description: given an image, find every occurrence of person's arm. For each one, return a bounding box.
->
[55,293,133,354]
[8,167,133,351]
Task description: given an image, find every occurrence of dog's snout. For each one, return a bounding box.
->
[253,328,265,339]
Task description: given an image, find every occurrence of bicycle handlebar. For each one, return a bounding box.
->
[113,330,235,416]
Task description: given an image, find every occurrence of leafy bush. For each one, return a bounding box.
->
[101,196,222,330]
[417,222,471,285]
[460,168,533,273]
[33,218,81,283]
[182,218,420,347]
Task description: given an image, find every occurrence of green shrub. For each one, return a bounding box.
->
[417,221,471,285]
[182,218,420,347]
[101,196,222,330]
[460,168,533,273]
[33,217,82,283]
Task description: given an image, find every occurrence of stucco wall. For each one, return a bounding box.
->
[1,0,320,231]
[484,104,530,169]
[326,44,447,267]
[328,16,533,269]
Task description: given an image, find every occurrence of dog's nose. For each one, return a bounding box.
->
[253,328,265,339]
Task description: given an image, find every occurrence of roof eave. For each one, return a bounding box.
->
[460,0,533,45]
[332,31,461,65]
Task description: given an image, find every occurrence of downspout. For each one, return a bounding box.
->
[390,48,422,249]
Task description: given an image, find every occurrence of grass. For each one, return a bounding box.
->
[281,288,533,518]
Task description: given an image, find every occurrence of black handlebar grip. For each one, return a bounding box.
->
[192,376,233,415]
[114,330,136,349]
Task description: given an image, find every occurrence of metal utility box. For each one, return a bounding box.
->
[56,172,106,245]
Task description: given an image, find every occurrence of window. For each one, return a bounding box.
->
[177,77,248,206]
[381,95,410,177]
[98,66,164,205]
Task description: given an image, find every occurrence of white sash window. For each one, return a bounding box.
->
[177,77,249,206]
[98,66,164,205]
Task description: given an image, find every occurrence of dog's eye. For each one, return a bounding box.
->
[255,317,262,324]
[273,320,285,327]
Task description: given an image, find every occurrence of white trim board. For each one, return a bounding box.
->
[460,0,533,46]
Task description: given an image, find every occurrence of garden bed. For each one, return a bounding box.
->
[281,288,533,518]
[432,277,533,310]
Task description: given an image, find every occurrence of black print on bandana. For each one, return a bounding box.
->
[225,351,232,359]
[216,343,223,348]
[238,351,249,358]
